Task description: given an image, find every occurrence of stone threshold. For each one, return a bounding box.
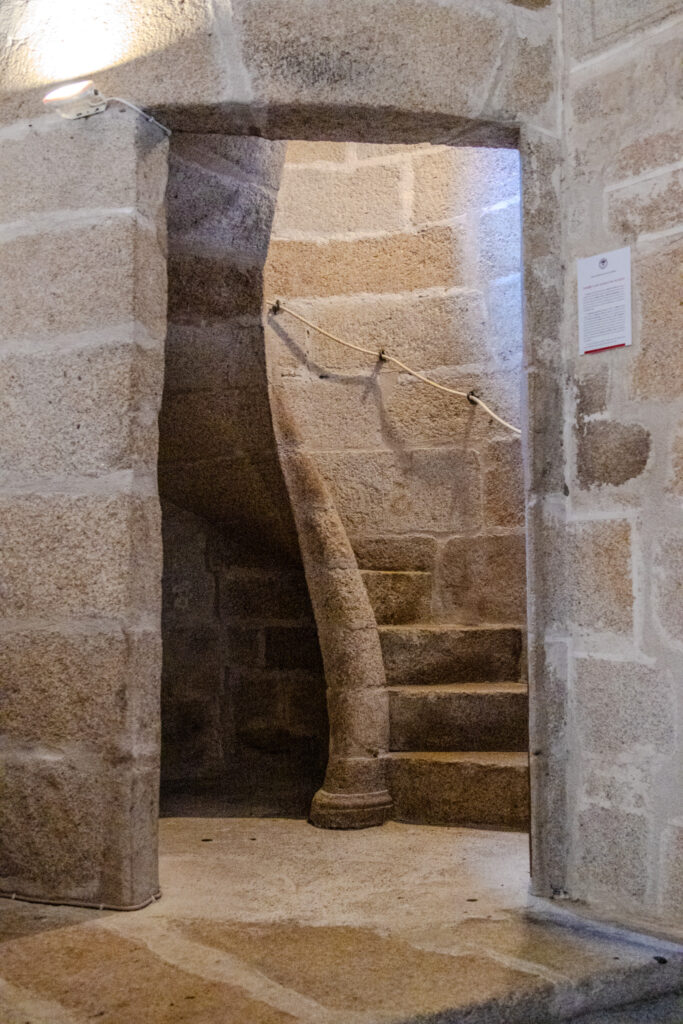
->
[0,819,680,1024]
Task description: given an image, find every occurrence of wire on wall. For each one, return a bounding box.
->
[267,299,522,437]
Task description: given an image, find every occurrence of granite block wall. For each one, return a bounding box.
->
[536,1,683,927]
[0,109,168,907]
[2,0,681,934]
[264,141,526,627]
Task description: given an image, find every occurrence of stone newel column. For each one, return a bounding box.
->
[267,386,392,828]
[0,108,168,908]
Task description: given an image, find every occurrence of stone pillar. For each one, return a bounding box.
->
[267,388,392,829]
[0,107,168,908]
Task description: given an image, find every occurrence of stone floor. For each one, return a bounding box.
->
[0,819,681,1024]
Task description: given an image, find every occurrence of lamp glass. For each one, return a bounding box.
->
[43,80,107,120]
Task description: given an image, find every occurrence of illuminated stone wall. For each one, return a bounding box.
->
[1,0,681,932]
[0,110,168,908]
[265,141,526,629]
[528,1,683,929]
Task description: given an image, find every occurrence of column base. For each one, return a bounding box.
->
[309,787,393,829]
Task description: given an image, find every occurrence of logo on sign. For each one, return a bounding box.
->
[599,257,608,269]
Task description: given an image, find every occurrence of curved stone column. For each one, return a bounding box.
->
[266,384,392,828]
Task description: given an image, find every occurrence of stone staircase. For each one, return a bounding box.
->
[360,570,530,831]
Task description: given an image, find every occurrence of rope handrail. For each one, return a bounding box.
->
[267,299,521,436]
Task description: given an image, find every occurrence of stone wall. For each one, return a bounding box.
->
[4,0,683,935]
[0,109,168,907]
[158,134,328,815]
[0,0,557,140]
[529,0,683,928]
[265,141,526,628]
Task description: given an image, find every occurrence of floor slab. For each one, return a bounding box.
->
[0,818,681,1023]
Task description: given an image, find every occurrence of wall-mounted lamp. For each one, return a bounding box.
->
[43,80,170,136]
[43,80,106,119]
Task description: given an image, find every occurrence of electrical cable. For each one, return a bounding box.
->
[106,97,171,136]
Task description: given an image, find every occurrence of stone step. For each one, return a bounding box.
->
[389,682,528,752]
[360,569,432,625]
[379,624,523,685]
[383,751,529,830]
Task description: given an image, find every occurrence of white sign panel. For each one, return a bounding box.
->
[577,246,632,355]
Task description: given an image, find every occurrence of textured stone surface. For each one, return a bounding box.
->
[2,818,680,1024]
[487,274,524,366]
[389,683,528,752]
[575,420,651,489]
[439,533,527,624]
[1,628,160,752]
[385,751,530,829]
[380,625,523,686]
[607,169,683,238]
[234,0,509,115]
[0,916,294,1023]
[575,807,650,903]
[170,134,286,191]
[478,201,522,280]
[274,377,384,451]
[267,289,490,372]
[0,755,159,908]
[351,534,438,572]
[565,0,680,59]
[631,245,683,401]
[526,367,565,495]
[412,146,520,222]
[653,534,683,646]
[575,367,609,420]
[159,386,276,462]
[382,369,521,447]
[574,659,675,756]
[608,128,683,181]
[265,224,466,298]
[163,320,267,393]
[286,140,348,163]
[361,570,432,625]
[0,110,167,910]
[317,449,483,535]
[661,823,683,921]
[0,113,165,222]
[542,516,634,635]
[0,493,160,619]
[484,438,526,527]
[0,343,162,481]
[576,995,683,1024]
[668,419,683,496]
[167,254,263,319]
[272,160,403,235]
[493,35,556,122]
[0,216,166,342]
[167,155,277,263]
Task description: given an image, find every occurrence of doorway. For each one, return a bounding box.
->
[157,133,527,831]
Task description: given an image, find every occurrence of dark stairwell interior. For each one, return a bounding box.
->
[158,135,328,818]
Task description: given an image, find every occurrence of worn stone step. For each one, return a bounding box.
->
[389,682,528,752]
[360,569,432,625]
[379,624,523,685]
[383,751,529,830]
